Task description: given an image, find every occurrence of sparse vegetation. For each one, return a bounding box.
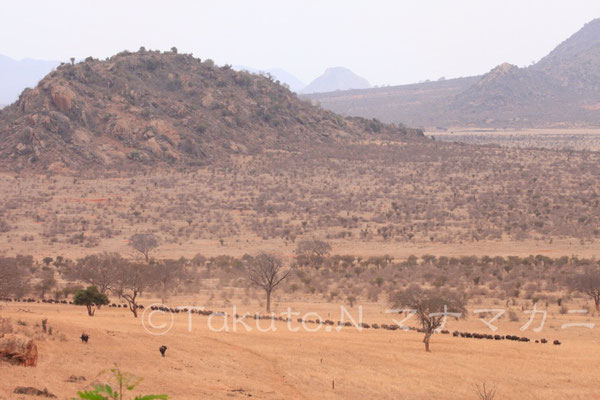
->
[73,367,167,400]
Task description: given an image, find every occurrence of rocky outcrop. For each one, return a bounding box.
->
[0,333,38,366]
[50,85,75,112]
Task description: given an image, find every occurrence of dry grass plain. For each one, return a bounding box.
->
[1,297,599,400]
[428,128,600,151]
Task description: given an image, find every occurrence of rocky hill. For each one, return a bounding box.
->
[444,63,581,126]
[531,18,600,96]
[301,67,370,94]
[305,19,600,128]
[0,49,423,172]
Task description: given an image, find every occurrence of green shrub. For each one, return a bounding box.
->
[73,286,109,316]
[73,367,167,400]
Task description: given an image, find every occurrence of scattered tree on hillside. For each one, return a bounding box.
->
[247,253,292,313]
[389,285,466,352]
[569,269,600,311]
[73,286,110,316]
[129,233,160,262]
[295,239,331,269]
[152,258,187,303]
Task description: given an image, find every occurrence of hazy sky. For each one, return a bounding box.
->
[1,0,599,85]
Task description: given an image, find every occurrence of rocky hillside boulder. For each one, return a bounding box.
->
[0,333,38,366]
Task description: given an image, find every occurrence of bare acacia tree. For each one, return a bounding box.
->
[569,269,600,311]
[129,233,160,262]
[69,252,122,294]
[295,239,331,269]
[34,269,56,298]
[152,258,187,303]
[114,261,153,318]
[247,253,292,313]
[390,285,466,352]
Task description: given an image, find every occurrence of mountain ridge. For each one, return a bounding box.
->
[304,19,600,128]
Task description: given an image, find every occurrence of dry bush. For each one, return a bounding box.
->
[475,382,498,400]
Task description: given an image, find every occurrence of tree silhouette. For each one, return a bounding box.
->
[129,233,160,262]
[390,285,466,352]
[247,253,292,313]
[569,269,600,311]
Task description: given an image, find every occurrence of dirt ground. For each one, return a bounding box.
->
[1,298,599,400]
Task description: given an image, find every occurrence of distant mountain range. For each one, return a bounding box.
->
[301,67,370,94]
[233,65,370,94]
[0,55,59,105]
[305,18,600,128]
[0,57,368,104]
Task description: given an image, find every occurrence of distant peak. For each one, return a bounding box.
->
[302,67,370,94]
[492,63,518,74]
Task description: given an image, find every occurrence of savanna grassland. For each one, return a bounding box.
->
[1,137,599,261]
[0,133,599,399]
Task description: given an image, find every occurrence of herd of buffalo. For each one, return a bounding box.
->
[1,298,562,347]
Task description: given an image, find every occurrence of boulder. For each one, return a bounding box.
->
[0,333,38,366]
[50,85,75,113]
